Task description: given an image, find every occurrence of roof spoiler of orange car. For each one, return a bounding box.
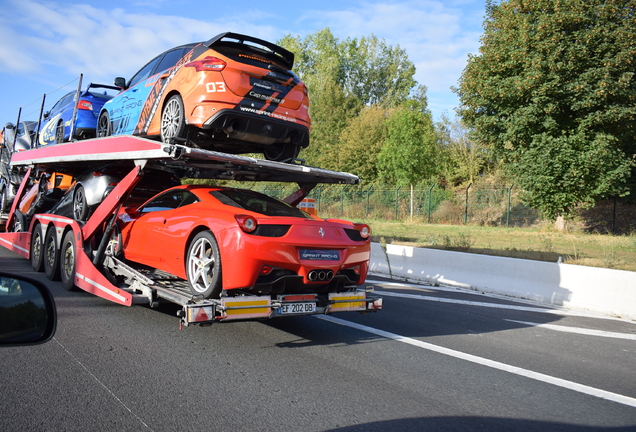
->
[204,32,295,71]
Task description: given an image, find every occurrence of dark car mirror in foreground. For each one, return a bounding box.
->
[0,272,57,346]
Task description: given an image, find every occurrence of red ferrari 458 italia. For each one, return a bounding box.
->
[112,185,371,299]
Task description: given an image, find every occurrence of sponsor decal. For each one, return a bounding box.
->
[134,48,197,134]
[238,107,297,123]
[248,91,285,105]
[300,249,340,260]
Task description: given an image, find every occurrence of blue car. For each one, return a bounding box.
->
[38,83,120,146]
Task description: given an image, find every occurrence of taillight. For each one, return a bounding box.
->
[355,223,371,239]
[235,214,257,233]
[78,100,93,110]
[185,56,227,72]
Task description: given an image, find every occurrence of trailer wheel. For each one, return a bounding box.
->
[0,184,9,213]
[186,231,222,299]
[44,227,60,281]
[73,185,89,222]
[97,111,111,137]
[60,230,78,291]
[160,95,186,143]
[31,223,44,272]
[55,121,65,144]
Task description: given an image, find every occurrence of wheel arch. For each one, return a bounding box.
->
[182,224,217,267]
[162,90,183,113]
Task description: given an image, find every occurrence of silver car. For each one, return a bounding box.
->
[49,163,181,222]
[1,121,39,213]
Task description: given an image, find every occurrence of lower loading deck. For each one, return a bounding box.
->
[105,256,383,327]
[1,135,382,327]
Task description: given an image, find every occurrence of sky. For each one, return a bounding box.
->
[0,0,486,127]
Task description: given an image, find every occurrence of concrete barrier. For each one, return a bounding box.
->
[369,242,636,320]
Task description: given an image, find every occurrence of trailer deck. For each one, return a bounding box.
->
[0,136,381,327]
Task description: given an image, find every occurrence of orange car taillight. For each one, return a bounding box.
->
[355,223,371,239]
[78,99,93,110]
[235,214,257,233]
[185,56,227,72]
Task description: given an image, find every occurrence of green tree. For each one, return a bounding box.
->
[298,79,360,170]
[337,105,388,182]
[378,106,439,186]
[437,114,489,186]
[278,29,420,171]
[340,35,417,107]
[455,0,636,220]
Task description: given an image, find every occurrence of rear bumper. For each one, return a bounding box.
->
[201,108,310,148]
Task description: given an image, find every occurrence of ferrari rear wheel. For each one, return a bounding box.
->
[97,111,111,137]
[160,95,186,143]
[186,231,222,299]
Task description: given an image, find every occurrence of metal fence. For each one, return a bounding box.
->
[255,183,541,227]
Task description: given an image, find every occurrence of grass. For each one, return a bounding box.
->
[367,220,636,272]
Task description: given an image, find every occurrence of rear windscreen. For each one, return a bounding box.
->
[210,189,310,218]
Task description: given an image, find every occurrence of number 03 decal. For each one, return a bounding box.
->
[206,82,226,93]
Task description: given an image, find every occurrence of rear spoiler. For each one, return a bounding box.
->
[204,32,295,71]
[85,83,121,92]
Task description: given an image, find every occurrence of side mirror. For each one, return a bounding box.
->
[124,205,139,215]
[114,77,127,89]
[43,111,50,119]
[0,272,57,346]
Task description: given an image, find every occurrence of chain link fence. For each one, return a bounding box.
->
[254,183,541,227]
[207,180,634,232]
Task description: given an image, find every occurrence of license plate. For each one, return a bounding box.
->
[278,302,317,315]
[300,249,340,260]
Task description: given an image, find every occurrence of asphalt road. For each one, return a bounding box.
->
[1,246,635,431]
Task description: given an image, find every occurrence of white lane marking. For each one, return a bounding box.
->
[504,319,636,340]
[317,315,636,408]
[53,338,153,430]
[373,289,582,316]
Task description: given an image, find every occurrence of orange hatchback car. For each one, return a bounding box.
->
[97,32,311,162]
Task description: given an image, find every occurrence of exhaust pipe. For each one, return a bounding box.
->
[308,270,334,282]
[224,119,242,136]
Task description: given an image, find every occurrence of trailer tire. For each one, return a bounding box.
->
[31,222,45,272]
[160,95,186,143]
[0,184,9,213]
[60,230,78,291]
[44,227,60,281]
[186,231,222,299]
[73,185,89,222]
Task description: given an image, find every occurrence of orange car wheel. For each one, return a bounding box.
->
[160,95,186,143]
[263,142,300,163]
